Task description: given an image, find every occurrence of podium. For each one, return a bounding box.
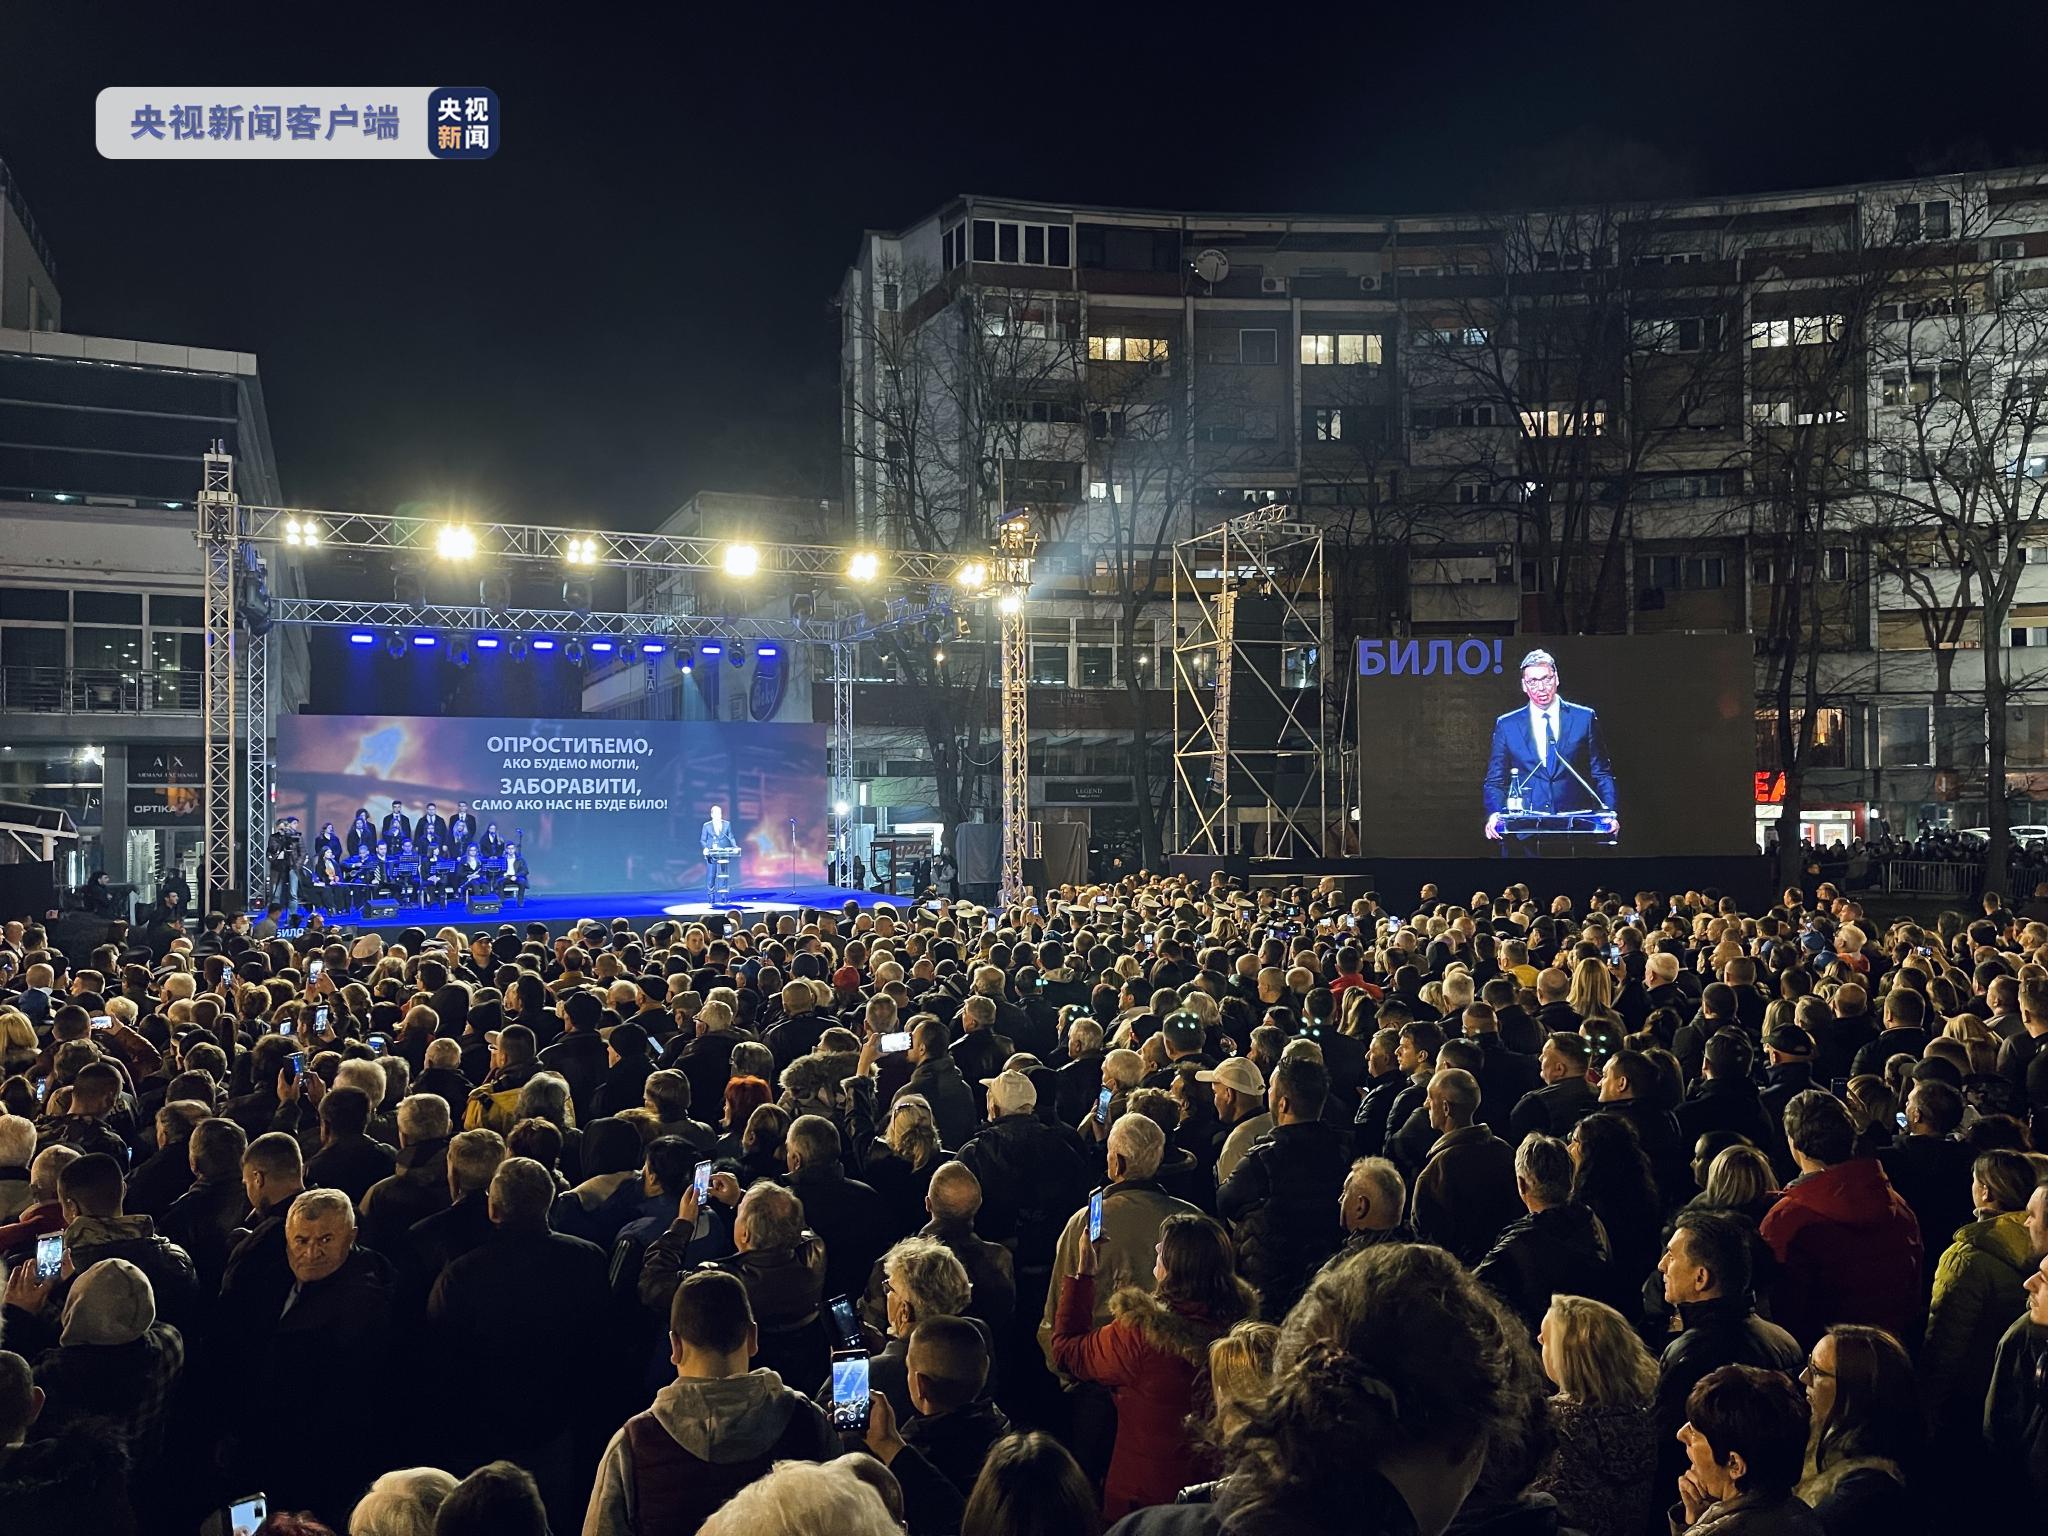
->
[1495,810,1617,858]
[705,850,740,905]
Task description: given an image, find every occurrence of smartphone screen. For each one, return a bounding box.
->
[830,1352,872,1431]
[1088,1189,1105,1242]
[368,1036,387,1056]
[984,916,997,934]
[308,959,324,980]
[1095,1086,1113,1125]
[228,1493,269,1535]
[1895,1110,1909,1131]
[34,1076,48,1106]
[313,1006,330,1031]
[693,1160,713,1201]
[1829,1076,1850,1099]
[89,1014,111,1031]
[287,1051,306,1081]
[280,1017,296,1038]
[34,1232,63,1282]
[880,1031,911,1054]
[827,1293,861,1350]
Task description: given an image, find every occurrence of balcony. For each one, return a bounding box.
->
[0,666,202,715]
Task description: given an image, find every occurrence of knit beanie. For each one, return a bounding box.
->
[59,1257,156,1347]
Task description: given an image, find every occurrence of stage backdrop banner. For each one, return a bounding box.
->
[1353,634,1754,858]
[276,715,829,896]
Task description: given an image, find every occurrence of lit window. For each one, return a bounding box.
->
[1311,408,1343,441]
[1519,406,1605,437]
[1299,332,1381,366]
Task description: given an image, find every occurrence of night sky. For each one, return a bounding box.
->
[3,3,2041,529]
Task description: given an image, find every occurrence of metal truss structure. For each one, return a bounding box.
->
[994,514,1036,909]
[196,454,966,906]
[1171,505,1329,859]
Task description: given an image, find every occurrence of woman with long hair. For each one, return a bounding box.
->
[1532,1294,1660,1536]
[715,1075,774,1158]
[1050,1212,1258,1519]
[737,1101,792,1184]
[959,1432,1101,1536]
[1568,1112,1663,1294]
[1795,1325,1922,1529]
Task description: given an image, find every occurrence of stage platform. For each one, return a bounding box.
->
[295,883,890,940]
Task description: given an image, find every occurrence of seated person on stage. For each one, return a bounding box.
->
[480,822,506,860]
[502,842,529,901]
[449,803,475,847]
[459,843,488,895]
[394,839,422,899]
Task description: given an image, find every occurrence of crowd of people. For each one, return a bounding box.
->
[1,870,2046,1536]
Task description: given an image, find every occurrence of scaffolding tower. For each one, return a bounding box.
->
[1171,505,1329,859]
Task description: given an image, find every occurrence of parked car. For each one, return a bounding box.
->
[1959,825,2048,845]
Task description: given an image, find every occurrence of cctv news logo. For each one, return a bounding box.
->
[96,88,499,160]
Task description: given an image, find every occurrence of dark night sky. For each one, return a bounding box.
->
[4,3,2041,528]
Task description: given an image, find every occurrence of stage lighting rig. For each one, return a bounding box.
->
[564,535,600,567]
[846,550,880,582]
[722,543,760,578]
[507,635,529,661]
[283,516,320,548]
[436,523,477,561]
[384,631,408,658]
[563,637,585,665]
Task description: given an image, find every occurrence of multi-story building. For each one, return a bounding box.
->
[0,153,303,903]
[840,168,2048,862]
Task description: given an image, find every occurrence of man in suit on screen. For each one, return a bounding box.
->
[1483,648,1618,852]
[701,804,740,900]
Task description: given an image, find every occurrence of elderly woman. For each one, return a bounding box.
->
[1673,1365,1825,1536]
[860,1092,942,1242]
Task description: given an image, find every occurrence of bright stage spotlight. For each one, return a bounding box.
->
[348,632,376,647]
[563,534,600,566]
[756,642,780,659]
[834,800,851,817]
[436,524,477,560]
[954,559,989,592]
[640,639,667,657]
[411,633,438,649]
[284,516,320,548]
[588,639,616,656]
[530,637,556,653]
[699,641,724,661]
[846,550,880,583]
[475,635,502,651]
[722,543,760,578]
[997,590,1022,615]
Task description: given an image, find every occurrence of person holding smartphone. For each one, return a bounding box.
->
[584,1270,837,1536]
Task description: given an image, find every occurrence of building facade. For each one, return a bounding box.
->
[840,168,2048,863]
[0,162,303,903]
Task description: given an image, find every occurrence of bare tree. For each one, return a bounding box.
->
[1864,183,2048,892]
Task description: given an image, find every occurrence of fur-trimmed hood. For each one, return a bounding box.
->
[1106,1283,1248,1366]
[1795,1451,1904,1507]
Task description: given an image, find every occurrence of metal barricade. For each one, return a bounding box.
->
[1881,858,1982,900]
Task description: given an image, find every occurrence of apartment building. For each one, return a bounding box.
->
[840,168,2048,859]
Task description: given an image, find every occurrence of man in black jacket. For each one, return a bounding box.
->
[1052,1017,1106,1126]
[1350,1029,1406,1154]
[160,1115,249,1297]
[1676,1029,1781,1157]
[1217,1054,1348,1318]
[1507,1031,1600,1139]
[1594,1048,1689,1206]
[302,1086,397,1207]
[1851,985,1932,1078]
[1652,1208,1801,1492]
[949,996,1014,1090]
[1474,1132,1615,1333]
[783,1114,889,1304]
[405,1126,506,1297]
[1461,1003,1540,1137]
[358,1092,453,1259]
[428,1157,611,1515]
[955,1069,1089,1274]
[898,1019,977,1149]
[538,988,611,1125]
[1878,1079,1976,1285]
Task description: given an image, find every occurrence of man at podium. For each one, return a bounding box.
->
[1482,648,1618,855]
[701,803,741,902]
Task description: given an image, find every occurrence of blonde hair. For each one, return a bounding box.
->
[885,1094,940,1170]
[1542,1294,1657,1407]
[1208,1320,1281,1438]
[0,1009,34,1054]
[1567,957,1615,1020]
[1703,1144,1779,1208]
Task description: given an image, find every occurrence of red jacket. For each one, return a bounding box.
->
[1760,1157,1923,1348]
[1051,1271,1242,1519]
[0,1199,64,1265]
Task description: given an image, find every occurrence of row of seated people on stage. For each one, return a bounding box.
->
[308,838,528,910]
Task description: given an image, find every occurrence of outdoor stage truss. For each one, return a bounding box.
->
[196,453,970,905]
[994,514,1036,910]
[1171,505,1330,859]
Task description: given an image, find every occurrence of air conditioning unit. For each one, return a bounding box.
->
[1358,274,1381,292]
[1260,275,1288,294]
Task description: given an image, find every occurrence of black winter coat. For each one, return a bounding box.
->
[1217,1119,1349,1316]
[1473,1202,1615,1334]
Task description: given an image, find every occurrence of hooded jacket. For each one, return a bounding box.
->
[1760,1158,1924,1347]
[582,1368,837,1536]
[1922,1208,2033,1432]
[1052,1274,1247,1519]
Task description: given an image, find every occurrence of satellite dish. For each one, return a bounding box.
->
[1193,248,1230,284]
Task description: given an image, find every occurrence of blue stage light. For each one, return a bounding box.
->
[589,639,615,654]
[476,636,501,650]
[412,634,438,647]
[532,638,557,652]
[348,632,375,646]
[700,642,724,657]
[756,642,780,658]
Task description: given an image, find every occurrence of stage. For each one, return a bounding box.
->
[295,882,891,940]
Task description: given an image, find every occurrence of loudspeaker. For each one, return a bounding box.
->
[364,899,399,920]
[467,896,504,916]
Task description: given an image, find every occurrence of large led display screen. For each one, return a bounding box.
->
[276,715,829,895]
[1353,634,1754,858]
